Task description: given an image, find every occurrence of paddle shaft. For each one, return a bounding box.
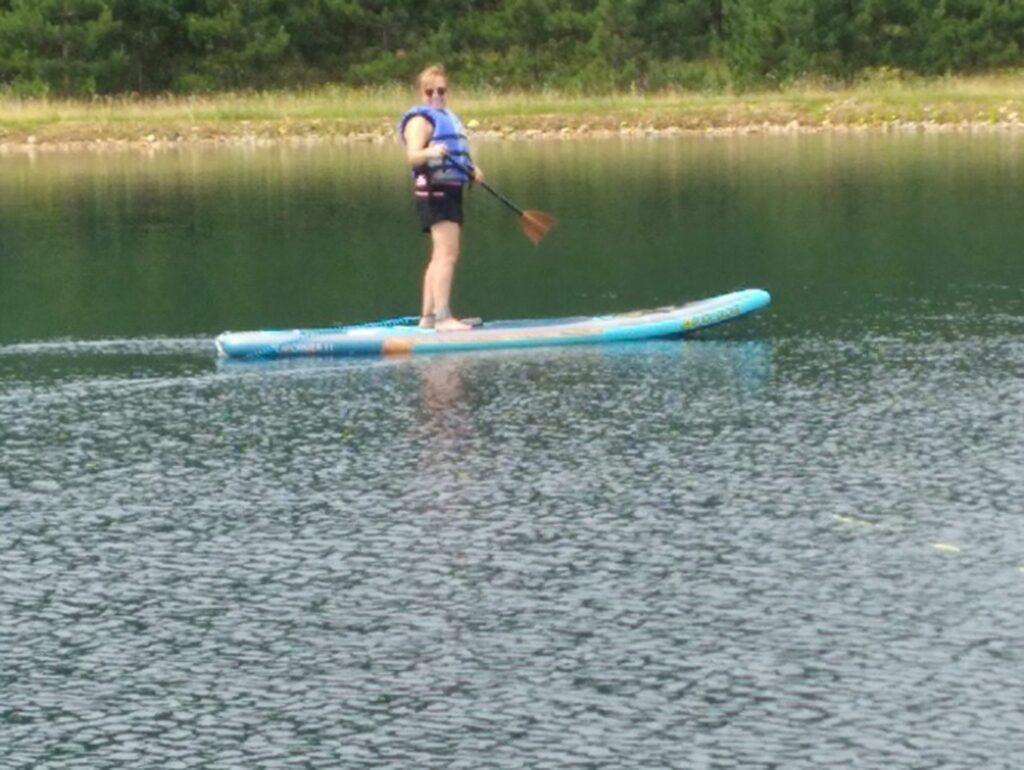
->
[445,157,526,217]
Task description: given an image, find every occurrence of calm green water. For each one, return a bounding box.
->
[3,134,1022,341]
[3,135,1024,768]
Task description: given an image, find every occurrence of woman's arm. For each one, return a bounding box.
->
[403,116,446,166]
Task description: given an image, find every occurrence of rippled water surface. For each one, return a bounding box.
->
[3,135,1024,768]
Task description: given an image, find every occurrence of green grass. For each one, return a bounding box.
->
[3,72,1024,145]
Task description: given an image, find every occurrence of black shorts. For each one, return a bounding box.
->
[415,185,464,233]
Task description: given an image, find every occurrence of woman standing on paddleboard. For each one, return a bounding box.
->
[399,64,484,331]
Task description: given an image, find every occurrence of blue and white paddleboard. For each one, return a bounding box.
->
[215,288,770,360]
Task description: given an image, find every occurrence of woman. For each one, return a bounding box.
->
[399,64,484,331]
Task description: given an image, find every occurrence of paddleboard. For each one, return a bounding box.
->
[215,288,770,360]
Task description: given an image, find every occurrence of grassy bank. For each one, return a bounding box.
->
[3,72,1024,151]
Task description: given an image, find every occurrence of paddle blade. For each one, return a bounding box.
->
[519,210,557,245]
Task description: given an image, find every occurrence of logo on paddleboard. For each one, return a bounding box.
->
[682,304,741,330]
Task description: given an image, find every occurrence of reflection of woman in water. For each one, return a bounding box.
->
[398,64,484,331]
[416,357,475,483]
[421,357,467,417]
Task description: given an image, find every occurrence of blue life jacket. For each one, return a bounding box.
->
[398,106,474,185]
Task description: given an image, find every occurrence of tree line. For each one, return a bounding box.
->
[1,0,1022,97]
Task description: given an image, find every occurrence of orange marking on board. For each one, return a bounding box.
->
[382,337,414,356]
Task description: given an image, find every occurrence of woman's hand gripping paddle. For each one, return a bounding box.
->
[447,157,557,245]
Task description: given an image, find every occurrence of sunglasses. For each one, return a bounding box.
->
[424,87,447,97]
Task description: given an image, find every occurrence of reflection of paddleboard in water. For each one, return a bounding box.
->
[214,289,771,360]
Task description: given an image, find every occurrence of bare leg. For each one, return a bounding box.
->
[420,259,435,326]
[425,220,471,331]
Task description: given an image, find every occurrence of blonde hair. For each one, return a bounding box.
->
[417,64,447,90]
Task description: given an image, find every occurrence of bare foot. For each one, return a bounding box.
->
[434,317,473,331]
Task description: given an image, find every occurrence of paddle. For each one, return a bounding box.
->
[445,157,557,245]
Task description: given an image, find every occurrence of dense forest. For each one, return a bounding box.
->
[1,0,1023,97]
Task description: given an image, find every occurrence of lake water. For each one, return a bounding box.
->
[2,134,1023,768]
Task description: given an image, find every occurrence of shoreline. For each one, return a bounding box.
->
[4,74,1024,153]
[3,119,1024,155]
